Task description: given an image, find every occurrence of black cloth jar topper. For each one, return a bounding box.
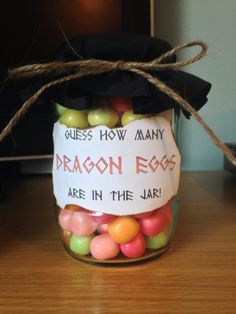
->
[49,33,211,117]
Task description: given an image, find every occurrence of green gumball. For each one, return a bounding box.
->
[70,234,93,255]
[146,231,168,250]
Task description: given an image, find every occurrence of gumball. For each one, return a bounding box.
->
[121,110,148,126]
[62,230,72,246]
[65,204,86,212]
[89,211,116,223]
[108,216,139,244]
[58,209,73,231]
[120,233,146,258]
[70,212,97,236]
[110,96,133,112]
[55,102,68,117]
[140,211,165,236]
[146,231,168,250]
[59,109,88,128]
[88,106,119,128]
[97,223,109,234]
[70,234,93,255]
[90,233,120,260]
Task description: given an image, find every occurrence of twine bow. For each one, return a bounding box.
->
[1,40,236,166]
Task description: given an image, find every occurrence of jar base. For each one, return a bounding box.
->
[63,243,170,266]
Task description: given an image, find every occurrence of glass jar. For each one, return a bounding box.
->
[53,96,180,265]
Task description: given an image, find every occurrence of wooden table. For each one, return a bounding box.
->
[0,172,236,314]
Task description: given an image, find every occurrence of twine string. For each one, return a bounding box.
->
[1,40,236,166]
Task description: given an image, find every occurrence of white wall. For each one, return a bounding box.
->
[155,0,236,170]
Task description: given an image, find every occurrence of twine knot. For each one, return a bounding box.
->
[115,60,126,71]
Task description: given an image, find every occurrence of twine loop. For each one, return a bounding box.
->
[1,40,236,166]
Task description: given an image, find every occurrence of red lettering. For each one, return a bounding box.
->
[72,156,82,173]
[55,155,125,174]
[160,155,169,171]
[83,157,94,173]
[63,155,72,172]
[136,156,148,174]
[56,154,62,170]
[136,154,178,174]
[169,154,176,170]
[148,156,159,172]
[96,157,108,174]
[109,157,122,174]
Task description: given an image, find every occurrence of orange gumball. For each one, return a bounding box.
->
[108,216,139,244]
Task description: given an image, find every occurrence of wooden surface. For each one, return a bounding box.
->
[0,171,236,314]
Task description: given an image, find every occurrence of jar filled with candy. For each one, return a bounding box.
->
[54,96,180,264]
[51,34,210,264]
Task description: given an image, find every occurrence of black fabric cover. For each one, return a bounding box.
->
[29,34,213,117]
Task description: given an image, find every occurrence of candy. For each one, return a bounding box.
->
[70,234,93,255]
[140,211,165,236]
[59,109,88,128]
[120,232,146,258]
[90,233,120,260]
[108,216,139,244]
[110,96,133,112]
[88,106,119,128]
[70,212,97,236]
[58,209,73,231]
[55,102,68,116]
[146,231,168,250]
[89,211,116,223]
[121,110,148,126]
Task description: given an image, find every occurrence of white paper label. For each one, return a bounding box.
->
[52,116,181,215]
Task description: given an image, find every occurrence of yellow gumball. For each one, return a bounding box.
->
[121,110,148,126]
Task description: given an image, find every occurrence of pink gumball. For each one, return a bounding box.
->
[58,209,73,231]
[140,211,165,236]
[97,223,109,234]
[90,233,120,260]
[120,232,146,258]
[70,212,97,236]
[89,211,116,224]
